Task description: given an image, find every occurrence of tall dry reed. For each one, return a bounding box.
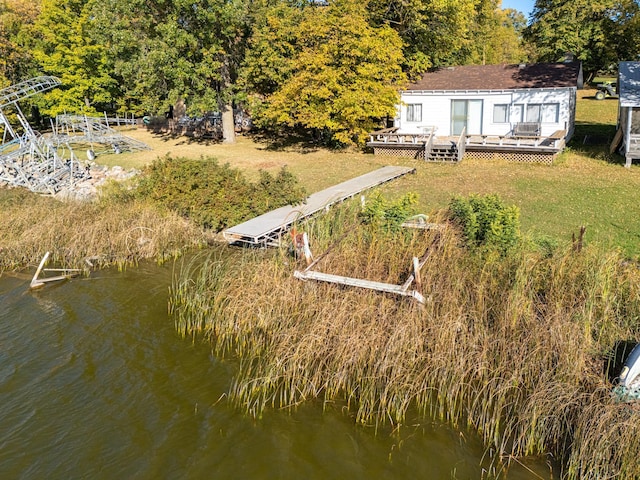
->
[171,200,640,478]
[0,188,210,270]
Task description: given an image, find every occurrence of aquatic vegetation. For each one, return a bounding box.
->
[172,199,640,478]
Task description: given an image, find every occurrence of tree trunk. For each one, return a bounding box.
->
[221,102,235,144]
[220,55,236,144]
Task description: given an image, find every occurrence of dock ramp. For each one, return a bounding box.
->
[223,165,415,246]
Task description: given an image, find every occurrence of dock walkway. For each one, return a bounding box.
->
[223,165,415,246]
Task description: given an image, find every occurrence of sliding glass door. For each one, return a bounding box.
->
[451,99,483,135]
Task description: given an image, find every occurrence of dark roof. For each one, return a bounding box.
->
[406,62,582,91]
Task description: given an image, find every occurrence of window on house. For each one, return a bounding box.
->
[542,103,559,123]
[525,104,541,123]
[493,104,509,123]
[523,103,560,123]
[406,104,422,122]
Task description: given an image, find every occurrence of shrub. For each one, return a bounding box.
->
[447,193,520,253]
[135,156,306,230]
[359,192,418,231]
[252,167,308,214]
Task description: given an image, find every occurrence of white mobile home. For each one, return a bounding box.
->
[396,62,582,140]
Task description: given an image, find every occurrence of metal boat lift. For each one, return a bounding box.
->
[0,76,89,194]
[51,114,149,155]
[0,77,149,195]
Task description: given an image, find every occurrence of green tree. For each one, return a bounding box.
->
[367,0,477,75]
[525,0,615,78]
[466,0,501,65]
[91,0,252,142]
[607,0,640,65]
[242,0,406,146]
[32,0,118,115]
[483,8,528,64]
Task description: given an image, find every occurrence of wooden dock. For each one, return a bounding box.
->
[222,165,415,246]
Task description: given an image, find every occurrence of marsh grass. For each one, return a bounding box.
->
[0,187,210,271]
[172,200,640,478]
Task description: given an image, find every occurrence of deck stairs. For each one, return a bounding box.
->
[368,127,465,162]
[427,142,460,162]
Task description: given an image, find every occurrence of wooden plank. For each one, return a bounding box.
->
[293,270,426,304]
[30,252,50,289]
[547,129,566,140]
[29,251,81,289]
[610,128,623,154]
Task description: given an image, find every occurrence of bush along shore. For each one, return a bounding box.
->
[0,156,306,271]
[171,195,640,479]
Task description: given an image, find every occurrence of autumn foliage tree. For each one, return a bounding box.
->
[0,0,41,87]
[241,0,406,146]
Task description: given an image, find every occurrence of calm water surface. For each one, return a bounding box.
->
[0,262,552,479]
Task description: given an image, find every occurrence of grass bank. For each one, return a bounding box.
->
[172,201,640,479]
[2,88,637,262]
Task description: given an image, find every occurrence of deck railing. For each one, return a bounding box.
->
[369,127,435,145]
[456,127,466,162]
[424,131,434,159]
[368,129,566,153]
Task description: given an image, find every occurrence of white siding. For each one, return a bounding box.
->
[396,88,576,138]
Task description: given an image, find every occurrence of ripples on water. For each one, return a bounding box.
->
[0,263,551,479]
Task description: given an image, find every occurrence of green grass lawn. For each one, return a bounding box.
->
[98,88,640,258]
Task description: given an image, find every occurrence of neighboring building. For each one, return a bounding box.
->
[617,61,640,167]
[396,62,583,139]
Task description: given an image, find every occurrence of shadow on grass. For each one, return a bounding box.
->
[568,122,627,165]
[144,124,343,153]
[566,142,626,166]
[145,129,224,146]
[247,130,351,154]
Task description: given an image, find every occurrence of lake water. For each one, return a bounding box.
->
[0,261,552,479]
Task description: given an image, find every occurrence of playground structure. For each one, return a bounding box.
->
[0,76,149,195]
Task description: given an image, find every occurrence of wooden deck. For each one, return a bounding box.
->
[367,128,567,163]
[222,165,416,246]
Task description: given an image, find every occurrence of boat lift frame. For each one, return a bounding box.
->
[293,232,442,305]
[0,76,90,194]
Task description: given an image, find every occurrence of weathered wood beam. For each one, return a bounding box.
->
[293,269,426,304]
